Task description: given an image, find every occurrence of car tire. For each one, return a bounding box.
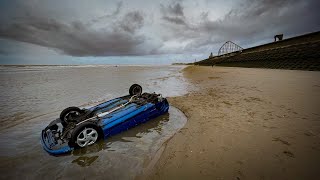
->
[129,84,142,96]
[60,107,82,126]
[69,122,102,148]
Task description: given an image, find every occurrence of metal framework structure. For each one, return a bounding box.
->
[218,41,243,56]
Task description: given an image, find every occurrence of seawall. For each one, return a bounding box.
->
[196,31,320,71]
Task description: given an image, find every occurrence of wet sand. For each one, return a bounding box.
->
[147,66,320,179]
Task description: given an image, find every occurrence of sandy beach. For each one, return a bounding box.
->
[147,66,320,179]
[1,65,320,180]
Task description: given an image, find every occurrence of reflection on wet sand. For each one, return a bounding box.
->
[72,156,99,167]
[71,113,169,157]
[70,114,170,168]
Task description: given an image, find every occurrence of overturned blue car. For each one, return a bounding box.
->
[41,84,169,155]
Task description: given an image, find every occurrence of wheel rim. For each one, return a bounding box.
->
[133,86,141,95]
[76,128,98,147]
[64,111,80,121]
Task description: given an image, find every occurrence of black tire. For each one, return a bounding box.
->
[60,107,82,126]
[69,122,103,148]
[129,84,142,96]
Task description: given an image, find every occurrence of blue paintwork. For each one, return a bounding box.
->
[41,96,169,155]
[104,100,169,137]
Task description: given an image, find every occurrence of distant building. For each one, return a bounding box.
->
[209,52,213,58]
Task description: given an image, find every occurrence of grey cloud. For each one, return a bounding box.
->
[161,0,320,53]
[162,16,187,26]
[208,0,320,41]
[0,48,9,55]
[0,10,160,56]
[119,11,144,33]
[90,2,123,24]
[160,3,184,17]
[160,2,187,26]
[0,0,319,59]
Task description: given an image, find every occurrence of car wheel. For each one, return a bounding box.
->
[60,107,82,126]
[129,84,142,96]
[70,122,102,148]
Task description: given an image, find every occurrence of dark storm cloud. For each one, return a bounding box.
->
[161,0,320,52]
[0,5,159,56]
[0,0,319,58]
[119,11,144,33]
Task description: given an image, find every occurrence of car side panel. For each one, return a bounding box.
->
[101,100,169,138]
[101,103,153,130]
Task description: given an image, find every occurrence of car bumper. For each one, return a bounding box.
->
[41,128,73,155]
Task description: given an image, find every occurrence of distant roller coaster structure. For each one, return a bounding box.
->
[218,41,243,56]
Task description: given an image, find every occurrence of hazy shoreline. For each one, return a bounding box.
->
[147,66,320,179]
[0,64,183,67]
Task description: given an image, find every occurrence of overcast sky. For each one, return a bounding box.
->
[0,0,319,64]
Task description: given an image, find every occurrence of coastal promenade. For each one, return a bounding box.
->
[196,31,320,71]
